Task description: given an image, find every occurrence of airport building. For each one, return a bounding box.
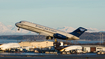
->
[81,45,105,53]
[18,41,54,48]
[18,41,105,52]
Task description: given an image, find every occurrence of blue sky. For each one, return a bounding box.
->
[0,0,105,30]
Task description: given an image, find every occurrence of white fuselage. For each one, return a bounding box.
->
[0,43,20,51]
[15,21,79,40]
[60,45,82,51]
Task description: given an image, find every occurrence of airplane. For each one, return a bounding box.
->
[15,21,87,40]
[60,45,83,54]
[0,43,20,51]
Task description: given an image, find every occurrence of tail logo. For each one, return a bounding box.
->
[80,28,85,32]
[77,32,81,34]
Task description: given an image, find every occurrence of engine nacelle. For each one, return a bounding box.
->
[46,36,53,40]
[53,33,68,39]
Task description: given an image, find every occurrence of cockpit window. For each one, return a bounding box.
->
[19,21,21,23]
[19,21,26,23]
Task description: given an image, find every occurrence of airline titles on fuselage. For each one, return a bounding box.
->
[35,24,57,33]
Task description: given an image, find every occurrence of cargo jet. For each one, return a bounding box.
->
[15,21,87,40]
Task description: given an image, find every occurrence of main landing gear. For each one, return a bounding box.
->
[46,37,57,42]
[54,38,57,42]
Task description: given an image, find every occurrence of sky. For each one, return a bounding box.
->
[0,0,105,30]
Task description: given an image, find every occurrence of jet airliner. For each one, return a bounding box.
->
[15,21,87,40]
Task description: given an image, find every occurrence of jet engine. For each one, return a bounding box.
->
[46,36,53,40]
[53,33,68,39]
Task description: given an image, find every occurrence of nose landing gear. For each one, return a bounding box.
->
[18,27,20,31]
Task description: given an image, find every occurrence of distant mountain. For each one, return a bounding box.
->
[99,31,105,32]
[57,26,105,33]
[0,22,105,40]
[57,26,75,33]
[0,22,105,35]
[79,32,105,41]
[0,22,36,35]
[0,32,105,41]
[0,35,45,40]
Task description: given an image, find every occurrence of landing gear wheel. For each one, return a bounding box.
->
[18,27,20,31]
[46,36,53,40]
[54,38,57,42]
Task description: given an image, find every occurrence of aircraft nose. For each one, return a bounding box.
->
[15,23,18,27]
[15,22,20,27]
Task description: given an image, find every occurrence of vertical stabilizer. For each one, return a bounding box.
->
[70,27,87,37]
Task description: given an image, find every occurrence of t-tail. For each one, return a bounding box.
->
[70,27,87,37]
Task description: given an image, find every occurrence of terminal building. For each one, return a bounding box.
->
[18,41,105,52]
[18,41,54,48]
[81,45,105,53]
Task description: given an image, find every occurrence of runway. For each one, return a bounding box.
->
[0,53,105,59]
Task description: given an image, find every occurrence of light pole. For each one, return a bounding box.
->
[102,34,103,45]
[100,33,104,45]
[100,33,102,45]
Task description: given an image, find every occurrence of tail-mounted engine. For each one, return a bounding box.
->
[46,36,53,40]
[53,33,68,39]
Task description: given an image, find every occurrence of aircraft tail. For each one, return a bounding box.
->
[70,27,87,37]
